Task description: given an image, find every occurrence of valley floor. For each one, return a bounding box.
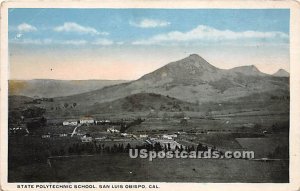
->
[8,153,289,183]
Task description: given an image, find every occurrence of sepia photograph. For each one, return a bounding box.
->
[1,1,300,190]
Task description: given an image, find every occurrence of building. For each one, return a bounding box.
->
[155,139,183,150]
[80,116,94,124]
[121,133,134,138]
[41,134,51,139]
[107,127,120,133]
[81,134,93,142]
[63,119,78,126]
[168,134,178,138]
[162,134,173,140]
[9,125,28,135]
[140,134,148,138]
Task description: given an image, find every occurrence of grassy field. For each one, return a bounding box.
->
[236,135,289,158]
[8,153,288,183]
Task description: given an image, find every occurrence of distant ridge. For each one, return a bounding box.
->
[273,69,289,77]
[9,79,128,98]
[10,54,289,116]
[46,54,289,110]
[228,65,267,76]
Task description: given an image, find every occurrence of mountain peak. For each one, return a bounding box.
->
[139,54,221,83]
[177,54,217,71]
[229,65,265,76]
[273,69,289,77]
[187,54,202,59]
[184,54,210,64]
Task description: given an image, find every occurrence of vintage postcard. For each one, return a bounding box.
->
[1,0,300,191]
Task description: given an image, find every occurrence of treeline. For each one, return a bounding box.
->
[50,142,219,157]
[51,142,133,156]
[270,95,290,100]
[120,117,144,133]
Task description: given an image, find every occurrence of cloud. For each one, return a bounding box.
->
[60,40,88,45]
[10,38,117,46]
[10,38,88,46]
[54,22,109,35]
[11,38,52,45]
[130,19,170,28]
[132,25,289,45]
[92,38,114,45]
[17,23,37,32]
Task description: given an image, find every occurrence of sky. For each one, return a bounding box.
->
[8,9,290,80]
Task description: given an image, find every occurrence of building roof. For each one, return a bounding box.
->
[64,119,78,122]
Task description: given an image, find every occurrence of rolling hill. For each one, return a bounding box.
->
[89,93,197,114]
[9,79,128,98]
[15,54,288,117]
[273,69,290,77]
[53,54,289,107]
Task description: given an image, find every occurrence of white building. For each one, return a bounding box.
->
[168,134,178,138]
[95,136,106,141]
[140,134,148,138]
[41,134,51,138]
[81,135,93,142]
[80,117,94,124]
[162,135,173,140]
[107,127,120,133]
[63,119,78,126]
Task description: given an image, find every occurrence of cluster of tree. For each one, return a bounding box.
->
[51,142,133,156]
[8,110,22,124]
[270,95,290,100]
[29,98,54,104]
[50,103,77,111]
[134,142,218,155]
[9,106,47,133]
[159,102,182,112]
[63,102,77,108]
[120,117,145,133]
[22,106,46,118]
[26,117,47,133]
[49,141,220,158]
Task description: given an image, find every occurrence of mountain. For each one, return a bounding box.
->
[9,79,128,98]
[140,54,266,84]
[273,69,289,77]
[8,95,34,110]
[228,65,266,76]
[140,54,223,83]
[41,54,289,116]
[89,93,196,114]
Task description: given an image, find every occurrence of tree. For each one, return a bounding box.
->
[22,106,46,118]
[125,143,131,152]
[180,119,188,125]
[59,148,65,156]
[64,103,69,108]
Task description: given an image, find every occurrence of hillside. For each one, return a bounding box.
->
[9,95,34,110]
[273,69,289,77]
[53,54,288,106]
[89,93,197,114]
[9,79,128,98]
